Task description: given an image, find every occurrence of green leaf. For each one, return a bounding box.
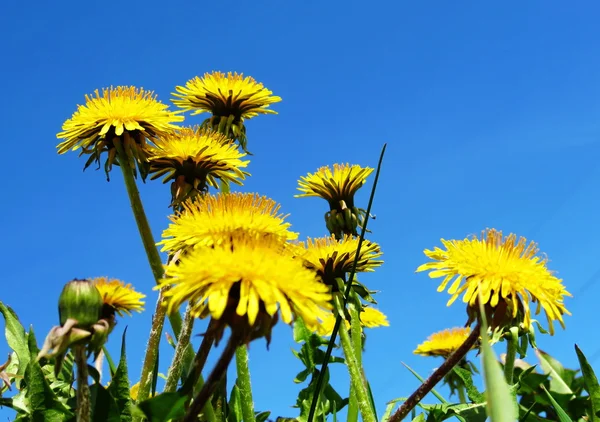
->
[27,325,40,357]
[103,346,117,378]
[540,385,573,422]
[536,350,574,396]
[453,366,485,404]
[478,292,517,422]
[255,410,272,422]
[24,352,73,419]
[107,329,132,422]
[228,384,243,422]
[575,344,600,421]
[0,302,30,378]
[136,392,187,422]
[412,414,426,422]
[418,402,487,422]
[401,362,448,404]
[382,399,403,422]
[91,383,121,422]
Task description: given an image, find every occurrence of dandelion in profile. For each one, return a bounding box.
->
[172,72,281,152]
[92,277,145,317]
[57,86,183,179]
[315,307,389,337]
[417,228,571,334]
[296,164,374,238]
[414,327,473,358]
[148,127,250,206]
[293,234,383,290]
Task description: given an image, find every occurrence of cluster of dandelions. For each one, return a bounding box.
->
[46,69,573,422]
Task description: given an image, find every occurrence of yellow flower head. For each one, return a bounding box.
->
[57,86,184,178]
[172,72,281,120]
[159,235,332,341]
[159,193,298,254]
[92,277,145,317]
[315,307,389,337]
[414,327,473,358]
[416,229,571,335]
[148,127,250,205]
[293,235,383,288]
[296,164,374,208]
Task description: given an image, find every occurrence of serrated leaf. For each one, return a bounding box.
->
[0,302,30,378]
[575,344,600,421]
[27,326,40,357]
[136,392,187,422]
[228,384,243,422]
[536,350,574,396]
[107,329,132,422]
[24,353,73,418]
[453,366,485,404]
[540,385,573,422]
[91,383,121,422]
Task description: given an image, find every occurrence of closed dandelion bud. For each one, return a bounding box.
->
[58,279,103,329]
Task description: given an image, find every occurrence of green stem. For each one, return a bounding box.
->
[164,303,195,392]
[504,326,519,384]
[235,346,256,422]
[74,346,91,422]
[183,333,242,422]
[335,297,376,422]
[347,302,362,422]
[457,384,467,404]
[113,139,206,413]
[136,287,168,404]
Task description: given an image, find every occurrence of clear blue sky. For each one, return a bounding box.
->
[2,0,600,419]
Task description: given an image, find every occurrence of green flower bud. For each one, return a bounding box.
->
[58,279,103,328]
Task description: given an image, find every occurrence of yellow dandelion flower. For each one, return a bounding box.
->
[314,307,389,337]
[293,235,383,287]
[130,382,140,401]
[148,127,250,205]
[159,235,332,336]
[57,86,184,178]
[159,193,298,254]
[416,229,571,334]
[172,72,281,120]
[360,307,390,328]
[414,327,473,358]
[92,277,145,316]
[296,163,373,207]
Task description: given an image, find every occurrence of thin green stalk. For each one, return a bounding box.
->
[74,345,91,422]
[335,297,376,422]
[183,333,242,422]
[235,346,256,422]
[457,384,467,404]
[136,287,168,404]
[504,326,519,384]
[113,139,204,412]
[164,303,195,392]
[347,302,362,422]
[307,144,386,422]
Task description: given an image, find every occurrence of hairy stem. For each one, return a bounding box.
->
[113,139,201,411]
[74,346,91,422]
[336,297,376,422]
[183,333,242,422]
[457,384,467,404]
[347,302,362,422]
[164,304,195,392]
[235,346,256,422]
[504,326,519,384]
[388,325,480,422]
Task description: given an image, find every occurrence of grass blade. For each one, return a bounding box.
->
[540,385,573,422]
[401,362,448,404]
[575,344,600,421]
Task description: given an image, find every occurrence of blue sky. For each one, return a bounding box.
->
[2,0,600,419]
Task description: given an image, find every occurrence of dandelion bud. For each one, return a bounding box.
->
[58,279,103,329]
